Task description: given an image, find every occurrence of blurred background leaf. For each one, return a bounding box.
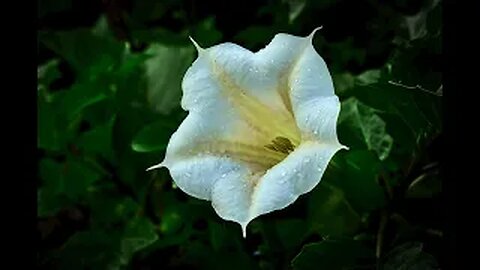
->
[292,239,375,270]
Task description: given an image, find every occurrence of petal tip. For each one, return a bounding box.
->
[241,223,248,238]
[146,162,165,171]
[307,26,323,41]
[188,36,205,54]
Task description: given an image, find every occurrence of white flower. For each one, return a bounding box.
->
[148,28,347,237]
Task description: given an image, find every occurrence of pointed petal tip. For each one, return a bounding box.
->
[307,26,323,41]
[340,144,350,151]
[188,36,204,54]
[241,222,248,238]
[146,162,165,171]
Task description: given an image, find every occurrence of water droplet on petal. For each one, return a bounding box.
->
[281,171,286,177]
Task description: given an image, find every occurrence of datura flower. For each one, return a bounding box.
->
[148,28,347,237]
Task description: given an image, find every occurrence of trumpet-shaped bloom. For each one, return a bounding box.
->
[148,29,347,237]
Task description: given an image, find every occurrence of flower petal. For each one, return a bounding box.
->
[182,42,285,113]
[168,155,244,200]
[285,34,344,144]
[293,95,343,144]
[248,142,344,224]
[160,108,277,200]
[210,168,257,237]
[255,30,341,143]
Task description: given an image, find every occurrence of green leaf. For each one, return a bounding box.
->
[111,106,163,199]
[120,217,159,261]
[193,17,223,47]
[209,221,231,251]
[159,205,184,235]
[292,239,375,270]
[332,72,355,95]
[286,0,306,23]
[131,28,189,46]
[38,158,102,217]
[307,183,361,236]
[274,219,310,250]
[144,43,195,114]
[87,191,139,227]
[381,242,439,270]
[356,69,381,85]
[326,150,386,213]
[60,81,109,123]
[180,242,258,270]
[39,29,124,78]
[56,218,158,270]
[38,95,63,151]
[55,230,121,270]
[405,168,441,199]
[38,188,67,217]
[354,82,441,151]
[38,59,61,90]
[403,0,441,41]
[76,117,115,162]
[339,98,393,160]
[131,119,176,152]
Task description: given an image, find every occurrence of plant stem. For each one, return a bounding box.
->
[376,211,388,261]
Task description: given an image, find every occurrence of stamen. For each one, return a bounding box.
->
[264,136,296,154]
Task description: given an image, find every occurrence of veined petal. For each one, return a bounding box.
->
[210,168,258,238]
[248,142,344,225]
[161,109,286,200]
[294,96,344,144]
[168,155,245,200]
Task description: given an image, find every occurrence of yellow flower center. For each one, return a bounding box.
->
[186,58,302,173]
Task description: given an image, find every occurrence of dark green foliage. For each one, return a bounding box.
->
[38,0,443,269]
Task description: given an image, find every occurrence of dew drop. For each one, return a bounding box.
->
[281,171,286,177]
